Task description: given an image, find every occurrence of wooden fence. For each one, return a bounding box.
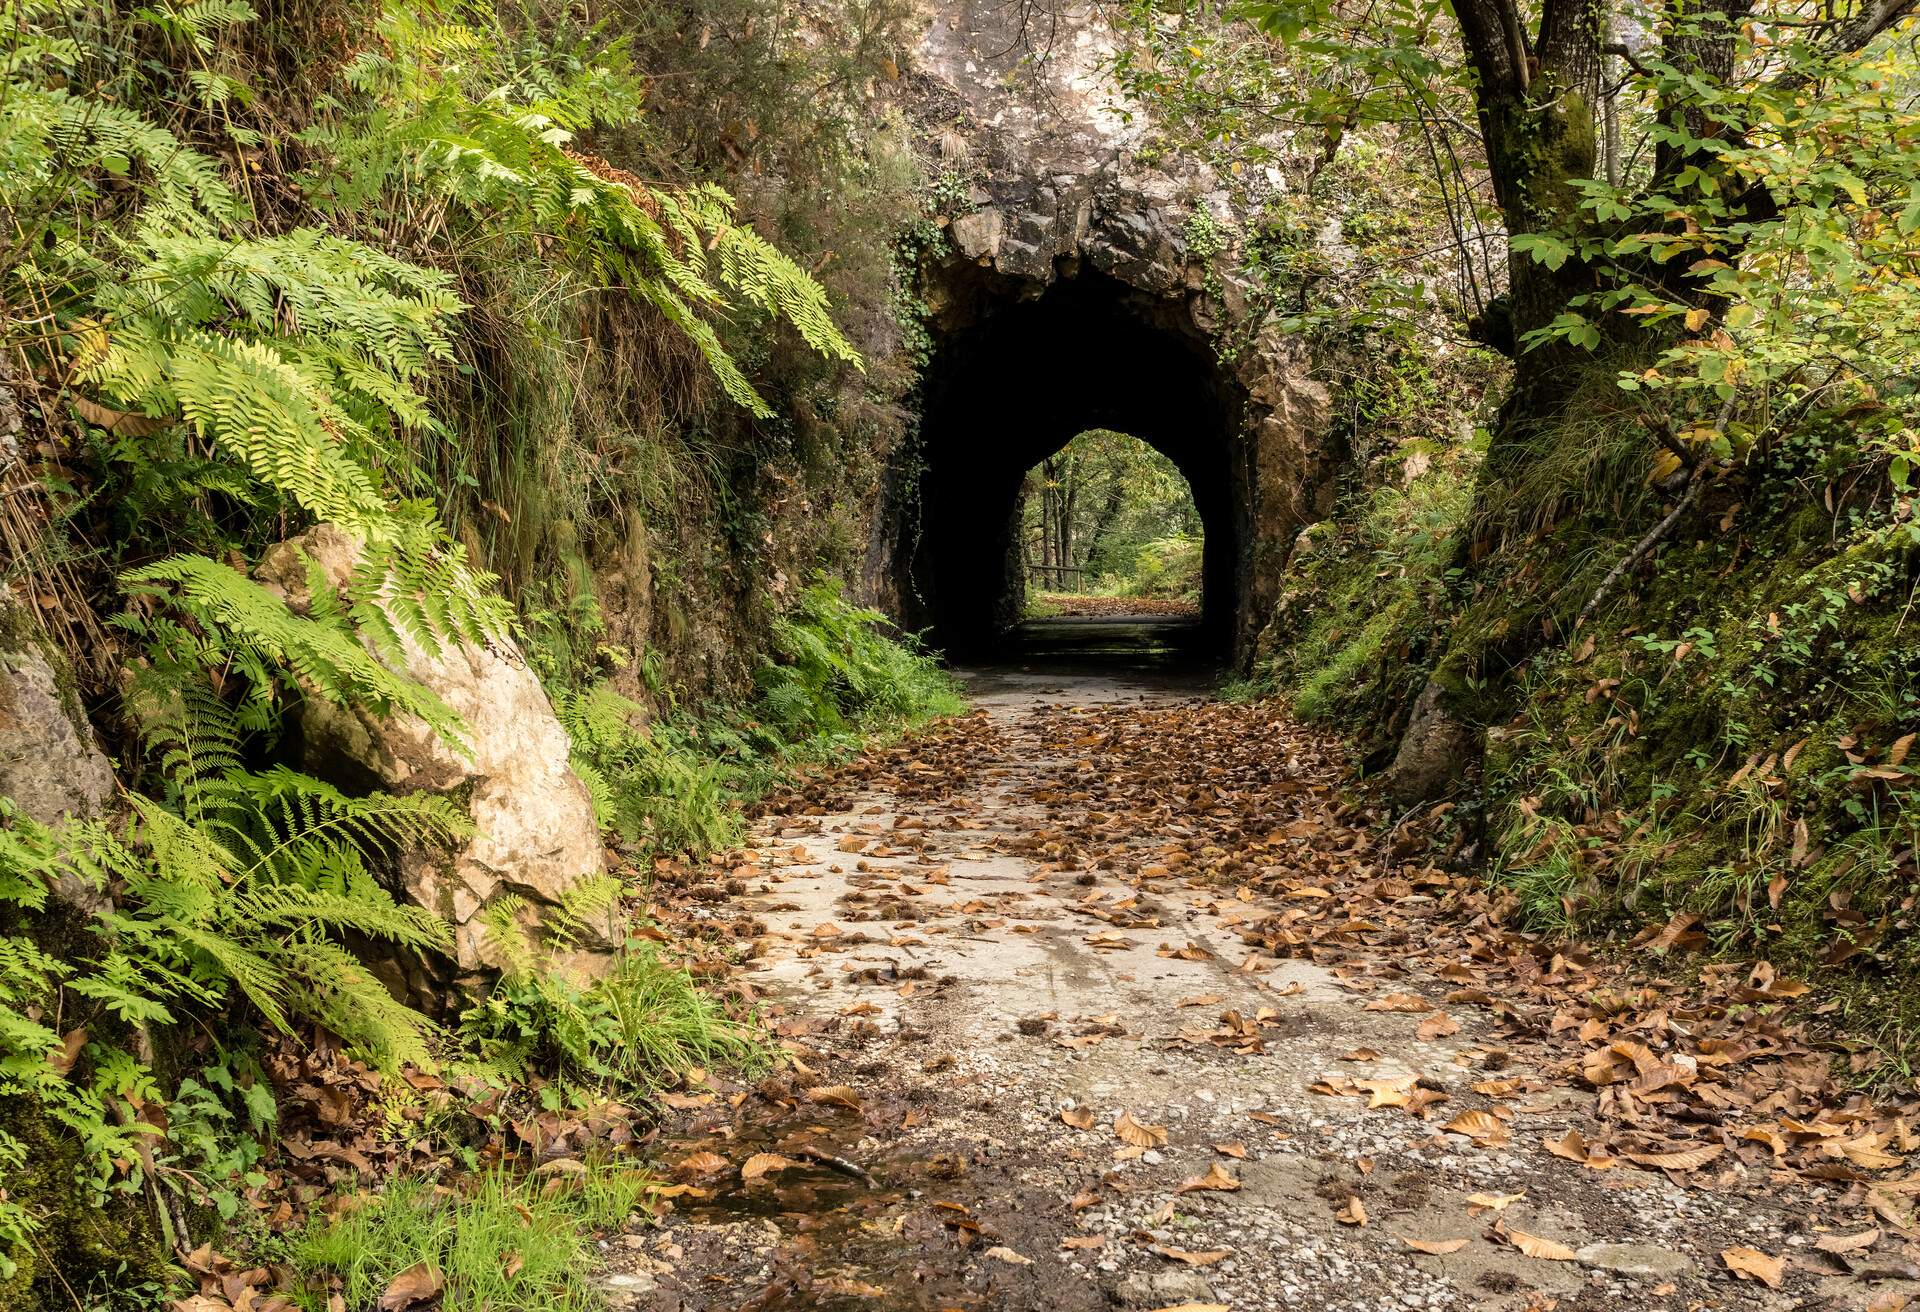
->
[1026,563,1088,591]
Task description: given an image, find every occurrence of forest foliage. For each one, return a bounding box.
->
[1116,0,1919,1059]
[0,0,942,1300]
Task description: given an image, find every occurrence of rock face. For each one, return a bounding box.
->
[0,631,117,913]
[881,0,1336,661]
[1383,678,1477,806]
[256,525,614,991]
[0,639,115,827]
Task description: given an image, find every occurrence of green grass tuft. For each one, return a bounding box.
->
[293,1165,653,1312]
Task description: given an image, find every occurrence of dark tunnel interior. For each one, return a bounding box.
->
[902,270,1243,658]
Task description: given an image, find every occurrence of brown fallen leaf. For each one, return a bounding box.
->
[1465,1191,1525,1214]
[1403,1237,1470,1255]
[1543,1129,1593,1164]
[1623,1144,1723,1172]
[1505,1228,1577,1262]
[805,1085,863,1113]
[1062,1235,1106,1250]
[1213,1141,1247,1159]
[378,1262,443,1311]
[1721,1247,1784,1289]
[51,1027,87,1077]
[674,1150,729,1178]
[1115,1110,1168,1147]
[741,1153,799,1181]
[1061,1106,1096,1130]
[1335,1195,1368,1226]
[1416,1013,1461,1041]
[1174,1162,1242,1194]
[1813,1227,1879,1255]
[983,1245,1032,1266]
[1150,1244,1232,1266]
[1443,1110,1508,1145]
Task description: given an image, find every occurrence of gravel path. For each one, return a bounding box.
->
[602,664,1913,1312]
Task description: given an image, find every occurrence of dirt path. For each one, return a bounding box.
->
[605,664,1919,1312]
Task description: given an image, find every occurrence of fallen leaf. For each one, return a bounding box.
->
[805,1085,863,1113]
[1444,1110,1509,1145]
[1335,1195,1368,1226]
[1622,1144,1723,1172]
[741,1153,799,1181]
[1721,1247,1784,1289]
[1465,1191,1525,1214]
[1115,1110,1168,1147]
[1175,1162,1242,1194]
[1813,1228,1879,1255]
[1150,1244,1232,1266]
[673,1151,729,1178]
[1404,1237,1469,1255]
[378,1263,443,1311]
[1061,1106,1096,1130]
[983,1245,1032,1266]
[1506,1228,1577,1262]
[1416,1014,1461,1041]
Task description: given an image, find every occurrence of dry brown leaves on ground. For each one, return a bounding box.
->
[1003,698,1920,1227]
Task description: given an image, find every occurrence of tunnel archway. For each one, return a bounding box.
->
[899,269,1248,657]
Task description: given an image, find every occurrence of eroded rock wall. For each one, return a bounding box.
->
[880,0,1337,657]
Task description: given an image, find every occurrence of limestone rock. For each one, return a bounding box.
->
[950,208,1004,261]
[1385,678,1479,807]
[0,635,116,913]
[1576,1242,1692,1279]
[256,525,614,985]
[0,641,114,826]
[1115,1268,1217,1308]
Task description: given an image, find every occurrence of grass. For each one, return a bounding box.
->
[462,941,766,1095]
[293,1164,654,1312]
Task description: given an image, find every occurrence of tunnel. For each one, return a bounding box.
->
[897,269,1248,658]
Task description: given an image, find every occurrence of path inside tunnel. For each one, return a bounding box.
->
[978,612,1220,687]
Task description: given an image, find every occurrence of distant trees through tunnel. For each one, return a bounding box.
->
[1020,430,1201,606]
[895,269,1248,658]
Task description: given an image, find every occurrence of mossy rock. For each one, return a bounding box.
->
[0,1093,177,1311]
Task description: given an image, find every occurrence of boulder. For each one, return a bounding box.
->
[256,525,615,988]
[0,632,116,913]
[0,640,114,826]
[949,208,1004,262]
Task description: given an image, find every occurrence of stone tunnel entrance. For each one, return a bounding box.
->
[896,269,1247,658]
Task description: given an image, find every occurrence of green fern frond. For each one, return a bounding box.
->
[119,554,467,745]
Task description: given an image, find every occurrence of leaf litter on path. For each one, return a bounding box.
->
[621,690,1920,1310]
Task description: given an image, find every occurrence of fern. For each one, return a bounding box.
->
[299,4,862,418]
[554,683,743,857]
[756,578,966,742]
[118,554,469,746]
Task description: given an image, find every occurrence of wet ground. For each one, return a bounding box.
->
[601,616,1916,1312]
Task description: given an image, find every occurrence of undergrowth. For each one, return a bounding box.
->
[0,0,915,1297]
[293,1165,654,1312]
[1265,351,1920,1078]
